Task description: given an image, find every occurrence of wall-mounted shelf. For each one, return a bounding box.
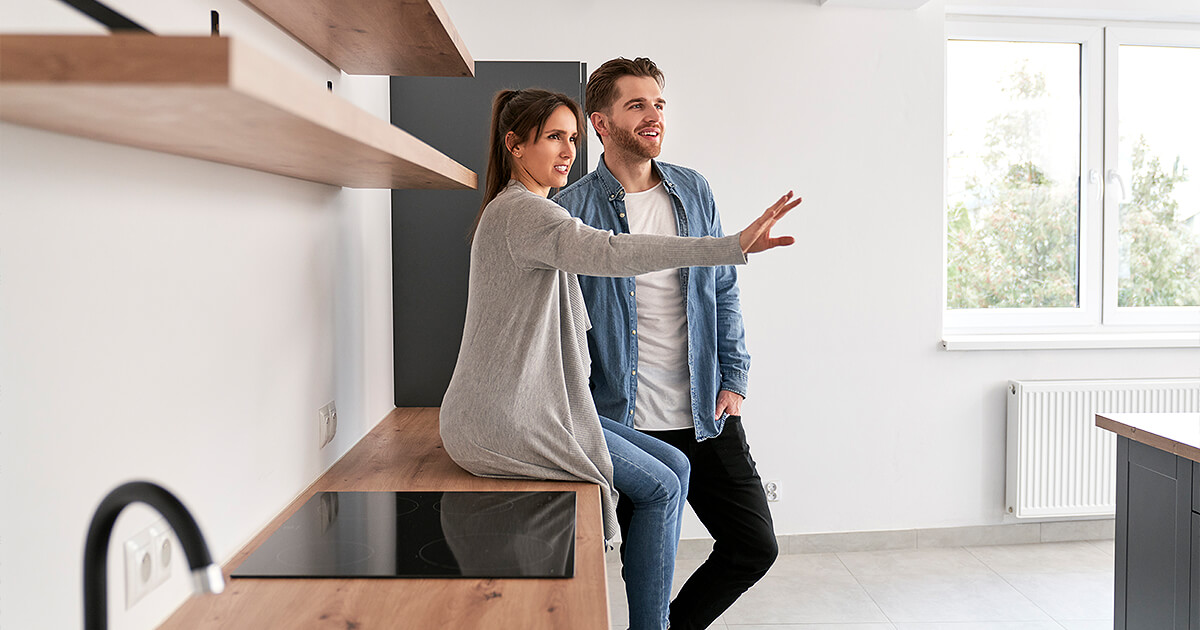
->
[0,35,476,190]
[241,0,474,76]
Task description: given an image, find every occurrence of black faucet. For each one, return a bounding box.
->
[84,481,224,630]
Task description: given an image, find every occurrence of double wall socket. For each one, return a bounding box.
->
[124,518,174,609]
[764,480,781,502]
[319,400,338,448]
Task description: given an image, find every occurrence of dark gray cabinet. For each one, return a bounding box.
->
[1192,511,1199,629]
[389,62,588,406]
[1114,437,1198,629]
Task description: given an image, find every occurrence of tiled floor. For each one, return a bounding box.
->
[607,539,1114,629]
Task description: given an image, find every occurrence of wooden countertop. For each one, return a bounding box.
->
[1096,412,1200,463]
[160,408,609,629]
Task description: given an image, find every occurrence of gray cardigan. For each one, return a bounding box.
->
[439,181,746,541]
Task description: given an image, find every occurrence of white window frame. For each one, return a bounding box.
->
[1102,26,1200,328]
[943,18,1200,349]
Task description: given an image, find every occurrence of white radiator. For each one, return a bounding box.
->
[1005,378,1200,519]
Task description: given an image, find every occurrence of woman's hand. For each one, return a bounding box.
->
[739,191,800,254]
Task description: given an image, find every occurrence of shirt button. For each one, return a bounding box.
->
[629,409,634,414]
[632,370,636,375]
[629,291,635,296]
[619,213,625,218]
[631,330,637,335]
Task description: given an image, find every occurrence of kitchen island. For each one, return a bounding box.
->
[1096,412,1199,630]
[160,407,609,629]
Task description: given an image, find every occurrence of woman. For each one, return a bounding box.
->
[439,89,797,629]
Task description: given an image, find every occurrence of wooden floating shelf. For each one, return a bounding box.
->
[0,35,476,190]
[242,0,474,76]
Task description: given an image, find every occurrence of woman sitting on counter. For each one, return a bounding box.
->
[438,88,798,630]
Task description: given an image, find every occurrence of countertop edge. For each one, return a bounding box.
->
[1096,412,1200,464]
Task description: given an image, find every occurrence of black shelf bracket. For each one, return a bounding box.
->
[57,0,152,34]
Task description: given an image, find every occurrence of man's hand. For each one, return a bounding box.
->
[714,390,744,419]
[739,191,801,254]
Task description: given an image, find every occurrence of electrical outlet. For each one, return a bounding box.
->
[318,403,328,447]
[764,480,781,502]
[328,402,337,444]
[318,400,337,448]
[124,519,174,609]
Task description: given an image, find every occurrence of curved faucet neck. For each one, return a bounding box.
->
[83,481,223,630]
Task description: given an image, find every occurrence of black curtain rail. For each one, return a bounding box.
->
[57,0,152,34]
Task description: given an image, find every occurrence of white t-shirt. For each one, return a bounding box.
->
[624,182,694,431]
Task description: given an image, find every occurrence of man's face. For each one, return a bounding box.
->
[597,75,665,160]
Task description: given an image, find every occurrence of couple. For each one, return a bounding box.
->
[439,57,798,630]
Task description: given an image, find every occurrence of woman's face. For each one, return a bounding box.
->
[509,104,578,197]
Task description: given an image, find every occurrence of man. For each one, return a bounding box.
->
[554,57,781,629]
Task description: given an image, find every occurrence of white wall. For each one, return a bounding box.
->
[437,0,1199,539]
[0,1,395,628]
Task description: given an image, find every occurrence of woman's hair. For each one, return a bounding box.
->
[471,88,585,243]
[584,57,665,118]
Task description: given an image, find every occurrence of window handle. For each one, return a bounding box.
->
[1106,169,1127,202]
[1089,169,1101,202]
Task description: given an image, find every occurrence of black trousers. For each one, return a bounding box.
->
[616,416,778,630]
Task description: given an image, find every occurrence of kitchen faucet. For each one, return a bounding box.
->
[83,481,224,630]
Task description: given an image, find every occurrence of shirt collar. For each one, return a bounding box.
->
[595,154,675,201]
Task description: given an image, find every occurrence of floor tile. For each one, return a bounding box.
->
[724,619,897,624]
[1056,620,1111,630]
[892,623,1064,629]
[721,560,889,625]
[611,540,1111,629]
[765,552,864,578]
[721,578,890,625]
[964,542,1112,575]
[1086,539,1114,557]
[1002,572,1113,620]
[717,555,888,625]
[837,547,993,577]
[852,573,1054,623]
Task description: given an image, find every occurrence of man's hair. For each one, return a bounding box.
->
[585,57,665,117]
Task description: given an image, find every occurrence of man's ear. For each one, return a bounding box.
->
[589,111,609,139]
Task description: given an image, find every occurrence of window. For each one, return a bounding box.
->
[944,20,1200,344]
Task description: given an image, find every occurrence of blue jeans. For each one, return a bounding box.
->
[600,416,690,630]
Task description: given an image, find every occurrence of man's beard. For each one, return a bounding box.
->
[609,123,662,159]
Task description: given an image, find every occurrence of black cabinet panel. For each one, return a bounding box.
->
[1194,461,1199,513]
[390,62,587,406]
[1193,512,1199,630]
[1118,439,1194,630]
[1126,455,1181,628]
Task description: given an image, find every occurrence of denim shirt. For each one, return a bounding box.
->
[553,156,749,441]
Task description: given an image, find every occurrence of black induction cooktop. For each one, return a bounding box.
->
[230,491,576,579]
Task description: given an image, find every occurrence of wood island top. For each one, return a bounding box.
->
[1096,412,1200,464]
[160,407,609,629]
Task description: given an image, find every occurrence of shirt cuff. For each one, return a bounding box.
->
[720,369,749,399]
